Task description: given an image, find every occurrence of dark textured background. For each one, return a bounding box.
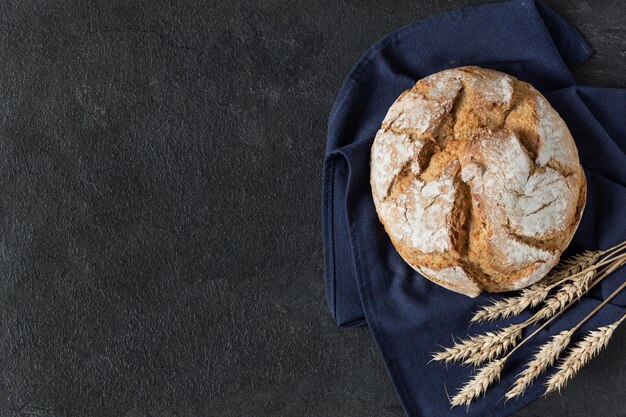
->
[0,1,624,416]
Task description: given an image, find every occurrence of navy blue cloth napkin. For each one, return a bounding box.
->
[322,1,626,416]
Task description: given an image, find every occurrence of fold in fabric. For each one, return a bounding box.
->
[322,1,626,416]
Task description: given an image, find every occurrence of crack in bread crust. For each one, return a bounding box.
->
[370,67,586,297]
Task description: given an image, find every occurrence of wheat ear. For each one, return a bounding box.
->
[550,250,602,281]
[444,252,626,407]
[544,275,626,394]
[471,285,550,323]
[545,314,626,394]
[507,270,624,401]
[450,359,505,407]
[438,256,623,367]
[471,240,626,324]
[445,253,626,407]
[463,269,594,366]
[504,330,572,400]
[432,324,524,365]
[533,270,596,321]
[471,251,601,323]
[441,255,626,368]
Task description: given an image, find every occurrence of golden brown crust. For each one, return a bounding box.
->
[370,67,586,297]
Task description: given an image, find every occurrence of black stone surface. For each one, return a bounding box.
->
[0,1,624,416]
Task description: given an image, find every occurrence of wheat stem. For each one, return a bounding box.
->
[471,245,626,323]
[569,275,626,335]
[532,270,596,321]
[437,255,626,368]
[504,256,626,401]
[445,254,626,407]
[599,239,626,261]
[548,252,626,289]
[504,256,626,360]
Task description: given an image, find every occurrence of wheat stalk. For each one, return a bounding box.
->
[533,270,596,321]
[545,314,626,394]
[445,249,626,407]
[447,270,595,366]
[505,330,572,399]
[540,250,601,292]
[551,251,602,280]
[471,251,602,323]
[450,358,505,407]
[438,258,621,367]
[440,254,626,368]
[553,251,626,287]
[514,259,626,400]
[432,324,524,365]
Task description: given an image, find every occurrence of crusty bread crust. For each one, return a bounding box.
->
[370,67,586,297]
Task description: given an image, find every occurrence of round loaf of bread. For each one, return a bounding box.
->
[370,66,586,297]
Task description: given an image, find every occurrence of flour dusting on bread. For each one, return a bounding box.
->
[370,130,424,199]
[534,94,579,170]
[419,266,481,297]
